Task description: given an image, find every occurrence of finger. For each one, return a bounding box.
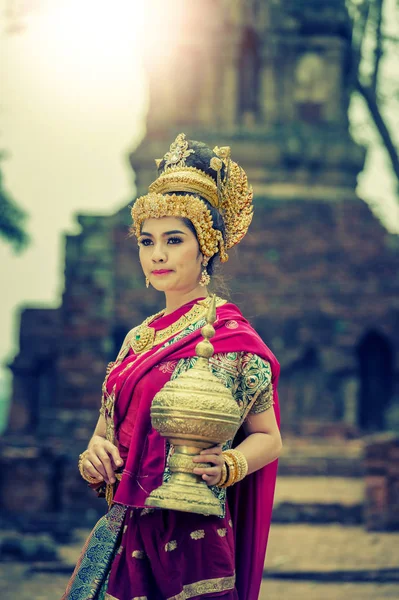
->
[87,444,109,479]
[96,450,116,484]
[104,441,124,469]
[200,445,222,455]
[88,455,108,481]
[83,459,104,481]
[91,449,114,483]
[193,465,221,476]
[193,454,223,466]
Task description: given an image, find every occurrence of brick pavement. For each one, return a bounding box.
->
[259,580,399,599]
[1,564,398,600]
[265,523,398,572]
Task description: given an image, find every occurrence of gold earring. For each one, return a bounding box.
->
[145,276,150,288]
[199,262,210,287]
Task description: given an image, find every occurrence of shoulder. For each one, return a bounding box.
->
[239,352,272,387]
[214,303,280,373]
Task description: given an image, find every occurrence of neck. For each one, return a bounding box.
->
[163,285,208,315]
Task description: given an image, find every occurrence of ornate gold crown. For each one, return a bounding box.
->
[149,166,220,208]
[131,133,253,262]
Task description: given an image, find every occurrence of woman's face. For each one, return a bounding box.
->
[138,217,203,293]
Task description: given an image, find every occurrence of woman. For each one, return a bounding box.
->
[63,134,282,600]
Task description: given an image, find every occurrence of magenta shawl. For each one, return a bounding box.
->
[106,298,280,600]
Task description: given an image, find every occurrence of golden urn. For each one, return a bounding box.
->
[145,296,241,516]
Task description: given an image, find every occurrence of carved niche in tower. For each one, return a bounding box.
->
[293,52,332,123]
[238,27,261,126]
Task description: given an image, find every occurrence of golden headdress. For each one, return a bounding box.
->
[131,133,253,262]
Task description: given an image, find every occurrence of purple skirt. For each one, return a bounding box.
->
[106,504,238,599]
[63,503,238,600]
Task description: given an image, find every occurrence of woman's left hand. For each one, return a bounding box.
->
[192,445,224,486]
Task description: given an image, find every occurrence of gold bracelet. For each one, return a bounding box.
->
[218,449,248,488]
[217,459,231,488]
[216,462,228,487]
[225,451,240,485]
[224,449,248,481]
[78,451,101,484]
[219,453,238,488]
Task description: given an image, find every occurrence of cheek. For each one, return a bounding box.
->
[138,248,149,269]
[176,245,201,271]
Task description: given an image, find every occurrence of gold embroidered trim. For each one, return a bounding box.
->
[140,507,155,517]
[117,545,124,555]
[228,519,233,527]
[165,540,178,552]
[132,597,148,600]
[190,529,205,540]
[105,594,120,600]
[249,383,274,414]
[167,574,236,600]
[217,528,227,537]
[132,550,146,559]
[123,525,128,533]
[130,296,226,355]
[106,361,115,376]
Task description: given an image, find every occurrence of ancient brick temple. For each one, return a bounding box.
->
[1,0,398,527]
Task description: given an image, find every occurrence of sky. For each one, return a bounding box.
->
[0,0,398,426]
[0,0,149,424]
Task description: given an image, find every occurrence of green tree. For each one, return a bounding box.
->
[0,153,29,252]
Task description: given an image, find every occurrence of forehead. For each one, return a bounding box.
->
[141,216,190,234]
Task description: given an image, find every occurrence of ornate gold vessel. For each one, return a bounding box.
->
[145,296,241,516]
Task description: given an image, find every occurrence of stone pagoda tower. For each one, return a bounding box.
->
[131,0,362,198]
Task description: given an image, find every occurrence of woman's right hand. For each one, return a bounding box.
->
[82,435,124,484]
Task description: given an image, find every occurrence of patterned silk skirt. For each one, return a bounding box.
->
[62,503,238,600]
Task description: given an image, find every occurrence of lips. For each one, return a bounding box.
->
[152,270,173,275]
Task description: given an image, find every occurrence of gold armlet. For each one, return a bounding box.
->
[78,451,101,484]
[217,449,248,488]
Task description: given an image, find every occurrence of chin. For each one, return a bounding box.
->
[150,280,175,292]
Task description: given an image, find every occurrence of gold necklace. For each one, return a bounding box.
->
[130,296,226,355]
[130,309,165,354]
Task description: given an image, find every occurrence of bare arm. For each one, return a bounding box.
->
[92,413,106,439]
[237,407,282,474]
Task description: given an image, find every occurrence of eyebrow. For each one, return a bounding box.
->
[140,230,187,237]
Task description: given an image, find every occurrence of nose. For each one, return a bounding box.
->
[151,242,167,263]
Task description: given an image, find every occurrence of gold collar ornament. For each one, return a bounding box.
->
[131,133,253,263]
[130,296,227,355]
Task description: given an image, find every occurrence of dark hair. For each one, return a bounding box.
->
[158,139,227,277]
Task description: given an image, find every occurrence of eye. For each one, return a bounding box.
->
[167,237,183,244]
[138,238,152,247]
